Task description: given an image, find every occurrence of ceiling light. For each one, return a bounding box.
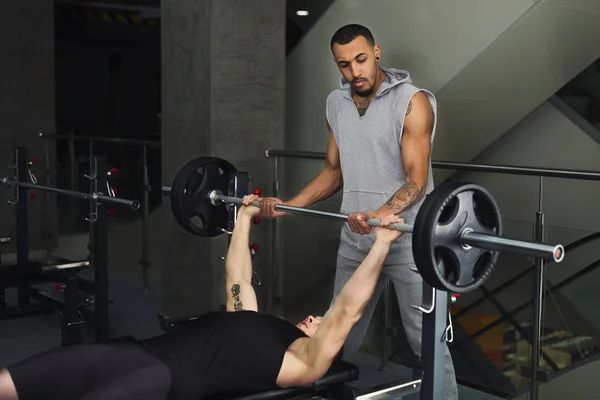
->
[296,10,309,17]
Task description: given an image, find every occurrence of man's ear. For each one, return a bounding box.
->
[373,44,381,59]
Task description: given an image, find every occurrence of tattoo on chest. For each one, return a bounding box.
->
[231,284,244,311]
[355,100,370,117]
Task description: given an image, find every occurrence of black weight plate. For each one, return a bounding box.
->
[170,156,236,236]
[411,185,446,291]
[413,181,502,293]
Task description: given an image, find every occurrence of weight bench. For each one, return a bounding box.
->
[158,313,360,400]
[0,256,90,345]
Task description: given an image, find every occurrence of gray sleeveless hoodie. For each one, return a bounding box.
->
[326,66,437,265]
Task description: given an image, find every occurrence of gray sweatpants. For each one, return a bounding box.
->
[332,253,458,400]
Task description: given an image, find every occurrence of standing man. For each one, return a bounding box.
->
[260,24,457,399]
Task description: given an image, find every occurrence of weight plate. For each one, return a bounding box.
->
[413,181,502,293]
[170,156,236,236]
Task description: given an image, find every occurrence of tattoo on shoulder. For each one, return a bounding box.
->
[231,284,244,311]
[406,101,412,116]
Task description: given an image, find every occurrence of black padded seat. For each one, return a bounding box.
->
[207,360,359,400]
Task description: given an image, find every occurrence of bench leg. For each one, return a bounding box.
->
[62,276,83,346]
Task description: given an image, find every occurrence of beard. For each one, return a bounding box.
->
[352,81,374,97]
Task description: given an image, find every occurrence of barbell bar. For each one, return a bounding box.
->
[1,177,140,210]
[209,191,564,263]
[162,155,567,293]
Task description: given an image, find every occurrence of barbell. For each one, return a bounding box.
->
[0,177,140,210]
[162,156,565,293]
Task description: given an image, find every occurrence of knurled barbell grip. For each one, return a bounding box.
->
[214,193,410,231]
[211,192,564,263]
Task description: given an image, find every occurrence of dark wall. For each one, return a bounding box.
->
[54,13,162,227]
[0,1,57,251]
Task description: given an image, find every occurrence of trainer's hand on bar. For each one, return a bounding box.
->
[374,215,405,243]
[258,197,287,218]
[239,194,261,217]
[348,209,391,235]
[348,211,371,234]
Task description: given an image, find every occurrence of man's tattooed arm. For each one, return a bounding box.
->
[230,284,244,312]
[383,178,427,214]
[380,93,433,215]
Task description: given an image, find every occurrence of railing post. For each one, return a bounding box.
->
[88,141,95,254]
[44,137,52,257]
[92,156,110,342]
[15,147,30,308]
[272,155,283,317]
[69,130,76,233]
[530,176,545,400]
[141,145,151,291]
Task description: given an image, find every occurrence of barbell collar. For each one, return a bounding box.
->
[1,177,140,210]
[93,193,141,210]
[462,230,564,263]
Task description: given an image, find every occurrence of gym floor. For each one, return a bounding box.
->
[0,220,503,400]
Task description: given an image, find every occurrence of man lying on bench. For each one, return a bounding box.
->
[0,194,404,400]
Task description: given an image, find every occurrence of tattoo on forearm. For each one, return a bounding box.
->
[385,179,426,213]
[406,101,412,116]
[231,284,244,311]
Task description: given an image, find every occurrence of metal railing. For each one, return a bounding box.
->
[264,148,600,397]
[39,131,160,291]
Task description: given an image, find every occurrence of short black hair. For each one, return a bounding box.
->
[330,24,375,51]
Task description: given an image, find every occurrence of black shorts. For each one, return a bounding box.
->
[7,341,171,400]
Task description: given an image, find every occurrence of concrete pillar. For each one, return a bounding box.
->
[0,1,56,252]
[161,0,285,317]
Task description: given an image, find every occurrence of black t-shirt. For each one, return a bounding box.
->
[140,311,307,399]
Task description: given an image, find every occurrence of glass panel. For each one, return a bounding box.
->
[450,221,536,398]
[539,225,600,378]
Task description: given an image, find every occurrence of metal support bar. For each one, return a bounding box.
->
[14,147,30,308]
[39,132,161,148]
[140,145,150,291]
[530,177,546,400]
[44,138,52,257]
[69,131,76,233]
[419,286,448,400]
[62,276,83,346]
[92,156,110,343]
[264,149,600,181]
[88,142,95,256]
[272,156,283,317]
